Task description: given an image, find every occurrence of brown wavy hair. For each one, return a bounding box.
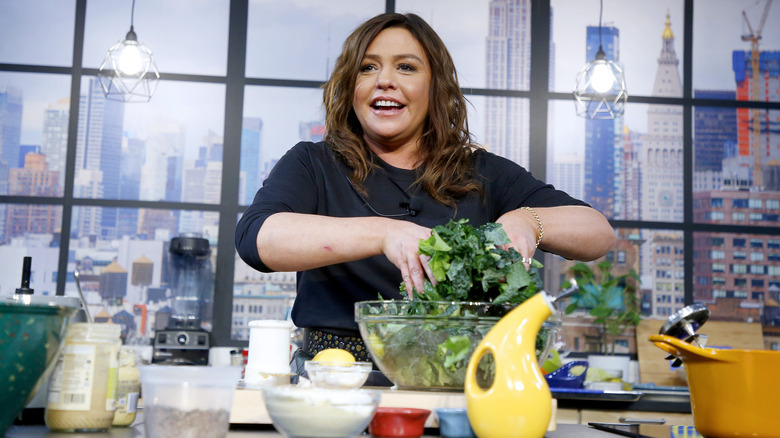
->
[322,13,483,206]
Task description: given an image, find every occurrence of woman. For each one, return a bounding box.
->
[235,13,615,362]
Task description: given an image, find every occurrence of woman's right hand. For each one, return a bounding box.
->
[380,221,435,298]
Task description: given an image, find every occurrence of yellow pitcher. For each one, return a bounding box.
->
[464,292,555,438]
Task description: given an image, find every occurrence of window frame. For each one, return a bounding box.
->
[2,0,780,347]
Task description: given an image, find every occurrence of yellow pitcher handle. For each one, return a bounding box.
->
[649,334,724,362]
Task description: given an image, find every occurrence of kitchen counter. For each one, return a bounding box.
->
[4,422,685,438]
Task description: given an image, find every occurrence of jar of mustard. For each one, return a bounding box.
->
[44,322,122,432]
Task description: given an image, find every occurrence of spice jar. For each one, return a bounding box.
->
[44,322,122,432]
[113,346,140,427]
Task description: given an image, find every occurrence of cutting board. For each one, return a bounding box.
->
[636,318,765,386]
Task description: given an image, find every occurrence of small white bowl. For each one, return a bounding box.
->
[262,385,380,438]
[304,361,372,389]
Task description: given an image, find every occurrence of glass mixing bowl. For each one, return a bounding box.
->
[355,300,560,391]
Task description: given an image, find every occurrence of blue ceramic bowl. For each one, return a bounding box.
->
[436,408,476,438]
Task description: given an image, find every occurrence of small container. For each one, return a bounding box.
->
[369,407,431,438]
[44,322,122,432]
[112,346,141,427]
[245,320,293,385]
[436,408,476,438]
[139,365,241,438]
[304,360,372,389]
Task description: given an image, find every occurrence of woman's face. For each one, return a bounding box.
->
[352,27,431,156]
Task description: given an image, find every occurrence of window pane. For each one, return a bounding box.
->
[245,0,383,81]
[552,0,684,97]
[548,100,683,222]
[0,204,63,295]
[76,77,224,204]
[84,0,230,76]
[396,0,490,89]
[69,206,219,342]
[0,0,76,67]
[693,0,780,102]
[239,85,323,205]
[695,231,780,320]
[233,247,296,340]
[1,72,71,197]
[549,228,684,355]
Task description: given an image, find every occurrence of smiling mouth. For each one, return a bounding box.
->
[371,99,405,111]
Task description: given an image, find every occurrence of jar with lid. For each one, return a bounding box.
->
[112,346,141,427]
[44,322,122,432]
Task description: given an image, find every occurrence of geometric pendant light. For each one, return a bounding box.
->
[97,0,160,102]
[573,0,627,119]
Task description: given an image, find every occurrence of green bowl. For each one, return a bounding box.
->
[0,296,80,435]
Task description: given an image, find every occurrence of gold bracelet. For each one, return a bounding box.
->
[521,206,544,248]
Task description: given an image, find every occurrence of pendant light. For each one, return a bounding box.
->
[573,0,627,119]
[97,0,160,102]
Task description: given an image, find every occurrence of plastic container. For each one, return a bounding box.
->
[112,346,141,426]
[44,322,122,432]
[139,365,241,438]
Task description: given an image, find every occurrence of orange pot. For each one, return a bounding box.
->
[649,334,780,437]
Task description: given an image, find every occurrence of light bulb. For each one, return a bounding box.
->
[590,62,614,93]
[118,44,144,76]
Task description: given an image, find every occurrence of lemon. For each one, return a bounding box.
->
[312,348,355,363]
[367,333,385,359]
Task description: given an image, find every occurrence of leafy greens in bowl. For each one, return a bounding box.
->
[354,219,558,390]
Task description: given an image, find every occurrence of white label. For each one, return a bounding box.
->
[46,344,97,411]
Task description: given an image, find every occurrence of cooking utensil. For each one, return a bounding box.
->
[658,303,709,367]
[73,269,93,323]
[650,334,780,437]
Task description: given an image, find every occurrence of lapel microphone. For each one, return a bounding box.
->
[400,197,423,216]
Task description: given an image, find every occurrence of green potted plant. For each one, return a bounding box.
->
[563,260,641,355]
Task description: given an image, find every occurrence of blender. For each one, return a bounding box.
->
[152,235,213,365]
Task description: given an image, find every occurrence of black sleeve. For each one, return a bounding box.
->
[235,142,319,272]
[476,150,589,217]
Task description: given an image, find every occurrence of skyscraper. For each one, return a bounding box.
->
[732,50,780,188]
[583,25,622,218]
[484,0,531,166]
[74,79,125,239]
[0,85,22,181]
[640,13,684,317]
[241,117,263,205]
[41,97,70,191]
[640,13,683,222]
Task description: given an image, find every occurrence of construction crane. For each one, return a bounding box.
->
[741,0,772,189]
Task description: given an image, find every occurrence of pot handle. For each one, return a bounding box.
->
[649,334,723,362]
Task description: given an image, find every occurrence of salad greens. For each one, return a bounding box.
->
[367,219,547,388]
[403,218,543,304]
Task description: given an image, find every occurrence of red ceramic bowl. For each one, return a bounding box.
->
[369,407,431,438]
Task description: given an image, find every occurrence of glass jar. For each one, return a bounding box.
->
[112,346,140,427]
[44,323,122,432]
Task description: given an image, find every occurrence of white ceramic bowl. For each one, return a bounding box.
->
[304,361,372,389]
[262,386,380,438]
